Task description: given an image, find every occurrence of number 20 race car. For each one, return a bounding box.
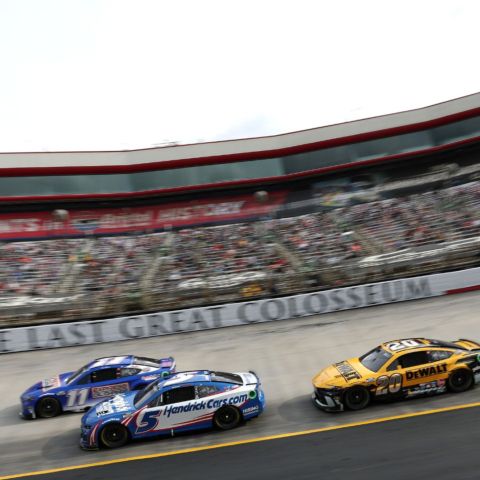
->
[80,370,265,449]
[20,355,175,419]
[312,338,480,412]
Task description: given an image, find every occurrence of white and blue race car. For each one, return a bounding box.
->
[80,370,265,449]
[20,355,175,419]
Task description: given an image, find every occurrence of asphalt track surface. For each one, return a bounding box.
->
[2,291,480,478]
[7,406,480,480]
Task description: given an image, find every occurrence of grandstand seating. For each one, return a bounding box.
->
[1,181,480,326]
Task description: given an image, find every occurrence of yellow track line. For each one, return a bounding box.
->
[2,400,480,480]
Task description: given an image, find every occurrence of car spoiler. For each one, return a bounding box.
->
[456,339,480,351]
[160,356,175,364]
[245,370,260,385]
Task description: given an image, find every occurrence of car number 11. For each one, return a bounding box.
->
[65,389,89,407]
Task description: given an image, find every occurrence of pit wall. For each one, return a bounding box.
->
[1,267,479,353]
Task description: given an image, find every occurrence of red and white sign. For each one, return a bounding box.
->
[0,192,286,240]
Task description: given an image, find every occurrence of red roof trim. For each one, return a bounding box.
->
[1,134,478,204]
[1,106,480,178]
[1,92,479,156]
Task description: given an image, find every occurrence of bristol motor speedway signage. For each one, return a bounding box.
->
[0,192,286,240]
[1,267,480,353]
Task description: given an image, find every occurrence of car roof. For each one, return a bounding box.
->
[87,355,134,370]
[381,338,462,353]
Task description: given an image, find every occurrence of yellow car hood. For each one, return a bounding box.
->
[313,358,372,388]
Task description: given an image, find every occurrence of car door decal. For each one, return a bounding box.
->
[135,409,163,434]
[405,363,447,380]
[91,382,130,399]
[65,388,90,407]
[375,373,402,396]
[134,392,250,434]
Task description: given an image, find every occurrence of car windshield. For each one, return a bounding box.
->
[359,347,393,372]
[134,379,161,407]
[66,364,90,385]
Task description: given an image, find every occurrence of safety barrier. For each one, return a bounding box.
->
[1,267,479,353]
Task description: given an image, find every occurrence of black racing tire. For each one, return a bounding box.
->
[100,423,129,449]
[213,406,242,430]
[35,396,62,418]
[343,386,370,411]
[447,369,473,393]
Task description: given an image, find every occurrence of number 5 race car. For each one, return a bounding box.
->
[20,355,175,419]
[312,338,480,412]
[80,370,265,449]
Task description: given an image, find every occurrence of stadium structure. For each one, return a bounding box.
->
[1,92,480,326]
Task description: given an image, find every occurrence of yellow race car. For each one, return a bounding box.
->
[312,338,480,412]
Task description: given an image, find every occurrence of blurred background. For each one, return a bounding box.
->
[1,94,480,327]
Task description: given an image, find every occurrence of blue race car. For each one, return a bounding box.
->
[80,370,265,449]
[20,355,175,419]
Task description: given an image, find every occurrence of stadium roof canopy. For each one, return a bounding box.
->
[0,92,479,203]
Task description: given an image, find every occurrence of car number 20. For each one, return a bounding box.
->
[375,374,402,396]
[387,340,420,351]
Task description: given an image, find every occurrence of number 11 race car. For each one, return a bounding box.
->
[20,355,175,419]
[312,338,480,412]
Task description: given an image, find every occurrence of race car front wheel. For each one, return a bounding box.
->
[447,369,473,393]
[343,386,370,411]
[100,423,129,449]
[213,406,242,430]
[36,397,62,418]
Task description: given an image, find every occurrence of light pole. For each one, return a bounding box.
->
[51,209,70,234]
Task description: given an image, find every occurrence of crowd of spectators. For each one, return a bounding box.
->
[1,181,480,324]
[276,181,480,271]
[164,223,289,284]
[0,239,75,296]
[74,234,169,297]
[0,234,171,309]
[345,182,480,253]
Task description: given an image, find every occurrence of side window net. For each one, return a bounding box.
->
[91,368,118,383]
[398,352,429,369]
[162,386,196,405]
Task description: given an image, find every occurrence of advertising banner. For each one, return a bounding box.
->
[2,267,479,353]
[0,191,287,240]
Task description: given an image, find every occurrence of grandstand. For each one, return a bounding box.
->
[1,93,480,326]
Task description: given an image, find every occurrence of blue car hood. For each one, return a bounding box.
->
[83,392,137,424]
[23,372,74,396]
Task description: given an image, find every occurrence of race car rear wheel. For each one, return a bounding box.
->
[343,386,370,411]
[213,406,242,430]
[447,369,473,393]
[100,423,129,449]
[36,397,62,418]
